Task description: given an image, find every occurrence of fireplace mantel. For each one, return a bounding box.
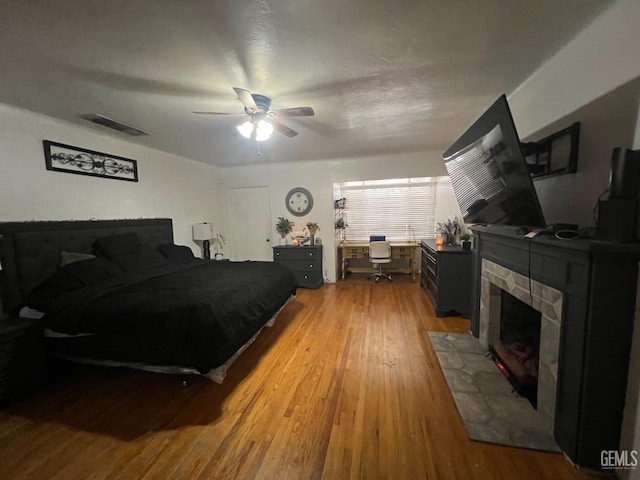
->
[471,225,640,471]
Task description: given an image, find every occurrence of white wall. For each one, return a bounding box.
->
[220,150,461,282]
[0,103,223,252]
[510,0,640,136]
[509,0,640,228]
[522,80,639,227]
[508,0,640,475]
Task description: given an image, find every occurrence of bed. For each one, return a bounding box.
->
[0,218,297,382]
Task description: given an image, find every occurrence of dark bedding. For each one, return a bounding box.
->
[30,260,297,373]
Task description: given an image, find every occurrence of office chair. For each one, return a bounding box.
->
[369,241,392,282]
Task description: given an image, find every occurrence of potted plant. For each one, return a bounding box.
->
[437,217,462,245]
[276,217,294,245]
[305,222,319,245]
[459,231,472,251]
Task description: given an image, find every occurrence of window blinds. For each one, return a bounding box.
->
[339,178,438,241]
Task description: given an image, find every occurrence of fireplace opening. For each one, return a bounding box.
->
[489,290,542,407]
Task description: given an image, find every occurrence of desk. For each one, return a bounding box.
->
[338,241,418,280]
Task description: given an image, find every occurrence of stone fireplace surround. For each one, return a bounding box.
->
[471,226,640,471]
[479,259,562,427]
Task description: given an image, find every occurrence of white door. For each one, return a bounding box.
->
[228,187,272,261]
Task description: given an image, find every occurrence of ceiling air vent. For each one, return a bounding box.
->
[80,114,149,136]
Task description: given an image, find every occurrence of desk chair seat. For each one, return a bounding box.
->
[369,241,392,282]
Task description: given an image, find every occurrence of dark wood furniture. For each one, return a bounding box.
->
[273,245,323,289]
[0,318,45,407]
[471,225,640,471]
[420,240,472,317]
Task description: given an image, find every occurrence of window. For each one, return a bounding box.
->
[335,177,450,241]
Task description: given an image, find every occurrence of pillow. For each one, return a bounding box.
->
[111,245,171,272]
[93,233,141,259]
[64,256,124,284]
[60,251,96,267]
[27,257,123,311]
[157,243,196,263]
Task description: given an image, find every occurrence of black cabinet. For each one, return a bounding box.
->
[420,240,472,317]
[0,318,46,407]
[273,245,323,289]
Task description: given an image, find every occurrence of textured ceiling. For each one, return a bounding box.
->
[0,0,616,167]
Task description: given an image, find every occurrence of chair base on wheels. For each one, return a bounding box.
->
[369,264,392,282]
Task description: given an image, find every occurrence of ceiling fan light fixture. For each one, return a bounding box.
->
[255,119,274,142]
[237,120,254,139]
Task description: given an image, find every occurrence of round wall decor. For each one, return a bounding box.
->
[285,187,313,216]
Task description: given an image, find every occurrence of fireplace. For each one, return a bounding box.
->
[479,259,561,425]
[490,290,542,407]
[472,225,640,471]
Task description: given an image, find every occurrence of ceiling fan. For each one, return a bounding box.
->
[193,87,315,140]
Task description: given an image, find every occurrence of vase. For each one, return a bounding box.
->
[279,237,286,246]
[445,234,456,246]
[310,234,315,246]
[462,240,471,251]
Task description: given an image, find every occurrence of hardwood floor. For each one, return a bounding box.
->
[0,277,600,479]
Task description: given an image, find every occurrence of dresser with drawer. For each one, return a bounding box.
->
[273,245,323,289]
[420,240,472,317]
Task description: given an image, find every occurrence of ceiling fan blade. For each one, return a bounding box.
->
[271,121,298,138]
[192,111,245,116]
[233,87,259,113]
[271,106,315,117]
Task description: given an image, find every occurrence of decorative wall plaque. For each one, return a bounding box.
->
[43,140,138,182]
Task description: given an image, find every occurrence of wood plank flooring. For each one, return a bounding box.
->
[0,277,600,479]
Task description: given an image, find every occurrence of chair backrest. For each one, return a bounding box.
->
[369,241,391,260]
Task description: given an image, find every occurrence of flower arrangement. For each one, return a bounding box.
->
[305,222,319,235]
[303,222,319,245]
[275,217,294,238]
[437,217,463,245]
[437,217,462,236]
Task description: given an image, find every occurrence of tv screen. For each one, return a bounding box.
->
[442,95,546,227]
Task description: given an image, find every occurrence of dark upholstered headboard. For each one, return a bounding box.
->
[0,218,174,315]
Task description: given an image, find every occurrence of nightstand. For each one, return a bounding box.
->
[0,318,46,407]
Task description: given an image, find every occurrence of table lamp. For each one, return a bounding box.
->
[192,223,214,259]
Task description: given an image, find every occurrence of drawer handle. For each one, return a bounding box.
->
[304,274,309,279]
[309,264,314,268]
[276,252,280,256]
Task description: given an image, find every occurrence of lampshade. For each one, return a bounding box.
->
[255,120,274,142]
[237,120,254,139]
[192,223,214,241]
[237,119,273,141]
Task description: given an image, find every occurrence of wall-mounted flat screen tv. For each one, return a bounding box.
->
[442,95,547,227]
